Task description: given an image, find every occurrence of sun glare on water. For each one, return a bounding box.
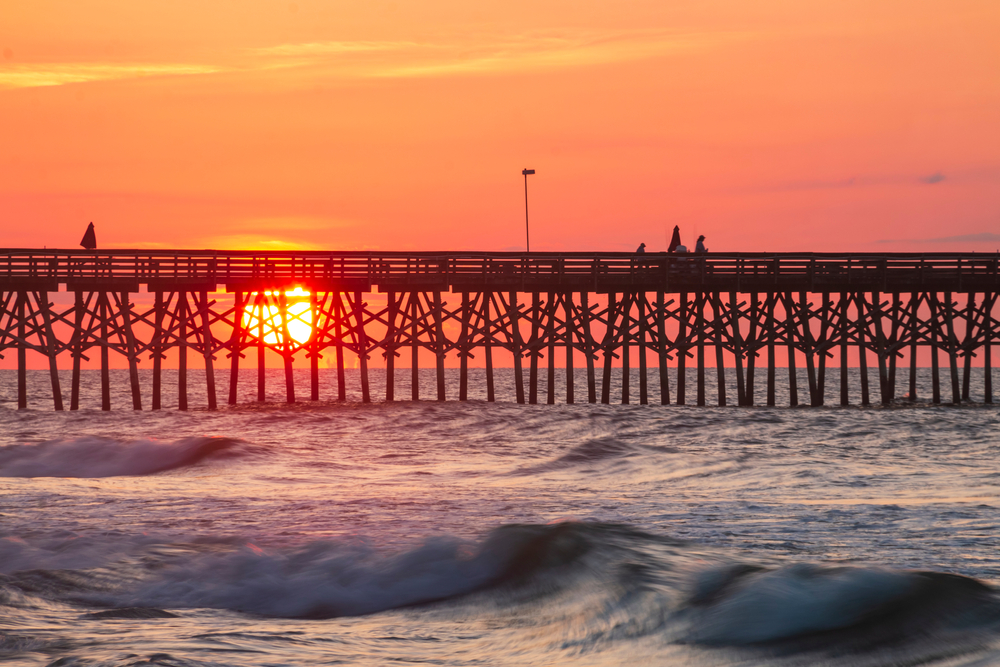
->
[242,288,313,345]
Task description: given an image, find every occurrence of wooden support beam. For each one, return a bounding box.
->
[16,291,26,410]
[509,291,525,404]
[985,292,994,404]
[178,292,188,411]
[870,292,890,406]
[745,293,757,406]
[657,291,669,405]
[564,292,574,404]
[909,293,919,401]
[816,293,830,406]
[638,293,648,405]
[529,292,540,405]
[798,292,819,407]
[71,291,85,411]
[335,293,346,401]
[714,294,726,407]
[279,291,296,404]
[150,292,163,410]
[484,293,495,402]
[257,292,266,403]
[228,292,244,405]
[857,293,870,406]
[100,292,111,411]
[730,292,745,407]
[696,293,706,407]
[784,293,798,407]
[199,291,217,410]
[930,292,941,404]
[944,291,961,404]
[767,293,776,407]
[581,291,596,403]
[840,293,849,406]
[677,293,687,405]
[355,291,371,403]
[384,292,398,402]
[410,293,419,401]
[962,293,974,401]
[546,292,556,405]
[887,294,900,402]
[38,291,64,411]
[311,290,320,401]
[601,293,616,405]
[433,291,445,402]
[986,292,995,404]
[459,292,470,401]
[621,293,631,405]
[121,292,142,410]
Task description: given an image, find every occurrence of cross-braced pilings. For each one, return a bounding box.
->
[1,250,997,409]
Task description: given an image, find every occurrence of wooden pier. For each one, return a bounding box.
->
[1,250,997,409]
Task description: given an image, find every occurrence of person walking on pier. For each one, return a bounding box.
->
[80,222,97,250]
[636,242,646,253]
[695,235,708,253]
[667,226,681,253]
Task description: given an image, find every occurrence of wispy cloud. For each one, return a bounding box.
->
[0,29,738,90]
[367,31,721,78]
[251,41,413,57]
[0,63,224,89]
[768,170,951,192]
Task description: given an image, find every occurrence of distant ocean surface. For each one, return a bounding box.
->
[2,368,1000,666]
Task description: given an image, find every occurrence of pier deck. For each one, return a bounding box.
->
[1,250,997,410]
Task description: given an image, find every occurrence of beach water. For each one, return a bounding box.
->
[2,368,1000,666]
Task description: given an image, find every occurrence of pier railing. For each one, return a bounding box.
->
[1,250,998,292]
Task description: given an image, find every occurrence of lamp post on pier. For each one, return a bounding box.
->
[522,168,535,252]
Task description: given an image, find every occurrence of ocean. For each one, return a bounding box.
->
[2,367,1000,666]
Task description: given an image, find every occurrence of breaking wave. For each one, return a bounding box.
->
[3,521,999,658]
[0,436,256,478]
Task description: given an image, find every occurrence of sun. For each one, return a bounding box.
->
[242,288,313,346]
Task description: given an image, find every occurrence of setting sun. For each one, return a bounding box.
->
[242,288,313,346]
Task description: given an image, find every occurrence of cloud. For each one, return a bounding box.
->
[767,170,954,193]
[251,41,411,57]
[0,29,741,90]
[0,63,224,89]
[246,29,741,81]
[876,232,1000,244]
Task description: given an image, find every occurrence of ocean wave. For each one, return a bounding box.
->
[680,562,1000,646]
[101,523,596,619]
[0,436,256,478]
[510,438,640,475]
[5,521,1000,657]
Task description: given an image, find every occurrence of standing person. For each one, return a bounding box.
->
[80,222,97,250]
[636,242,646,253]
[695,235,708,253]
[667,226,681,253]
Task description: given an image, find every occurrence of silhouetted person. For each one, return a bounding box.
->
[695,235,708,253]
[80,222,97,250]
[636,242,646,253]
[667,226,681,253]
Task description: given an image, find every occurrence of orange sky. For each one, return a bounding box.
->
[2,0,998,253]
